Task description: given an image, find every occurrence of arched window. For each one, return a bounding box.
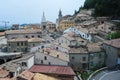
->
[44,56,47,60]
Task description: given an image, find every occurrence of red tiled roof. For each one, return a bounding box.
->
[104,38,120,48]
[29,65,75,76]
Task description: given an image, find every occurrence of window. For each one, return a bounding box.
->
[38,35,41,38]
[48,62,51,65]
[56,47,58,50]
[72,56,75,59]
[90,54,94,60]
[17,43,19,46]
[41,46,44,48]
[101,21,104,24]
[8,43,10,46]
[81,41,84,43]
[25,42,27,46]
[90,62,93,66]
[32,35,34,38]
[26,36,28,38]
[33,44,35,47]
[21,42,23,46]
[99,54,102,58]
[22,62,27,67]
[44,56,47,60]
[108,27,111,29]
[47,52,50,54]
[83,35,84,37]
[82,57,86,61]
[57,55,59,58]
[41,60,43,64]
[38,35,40,38]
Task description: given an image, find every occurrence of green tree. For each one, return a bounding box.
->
[83,0,120,19]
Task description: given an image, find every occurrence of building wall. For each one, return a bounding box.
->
[35,52,69,66]
[28,42,43,48]
[64,27,92,41]
[60,21,75,31]
[30,43,51,52]
[51,44,69,53]
[55,37,70,45]
[7,41,28,52]
[103,44,118,67]
[89,52,105,69]
[69,53,88,71]
[17,56,34,70]
[27,56,34,69]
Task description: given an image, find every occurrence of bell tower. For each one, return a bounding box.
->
[58,9,62,23]
[41,12,47,35]
[41,12,47,30]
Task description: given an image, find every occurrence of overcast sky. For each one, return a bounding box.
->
[0,0,85,24]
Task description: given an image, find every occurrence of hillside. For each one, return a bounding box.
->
[83,0,120,19]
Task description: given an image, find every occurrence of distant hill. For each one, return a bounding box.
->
[83,0,120,19]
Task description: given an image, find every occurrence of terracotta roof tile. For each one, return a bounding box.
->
[104,38,120,48]
[29,65,75,76]
[33,73,60,80]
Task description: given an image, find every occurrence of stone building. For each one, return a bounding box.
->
[69,43,105,71]
[5,29,42,40]
[0,54,34,77]
[34,48,69,66]
[7,38,28,52]
[7,38,46,52]
[103,38,120,67]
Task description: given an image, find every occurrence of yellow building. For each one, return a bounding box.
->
[59,20,75,31]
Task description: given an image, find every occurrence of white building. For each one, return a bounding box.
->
[64,27,92,41]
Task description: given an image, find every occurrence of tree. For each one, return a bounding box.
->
[83,0,120,19]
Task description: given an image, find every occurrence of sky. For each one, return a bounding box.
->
[0,0,85,25]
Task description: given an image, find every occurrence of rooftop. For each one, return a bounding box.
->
[69,43,102,53]
[5,29,41,35]
[1,63,20,72]
[69,47,88,54]
[80,20,97,26]
[29,65,75,76]
[33,73,60,80]
[87,43,102,52]
[51,42,70,50]
[62,34,75,41]
[76,26,97,34]
[104,38,120,48]
[0,67,9,78]
[0,54,34,72]
[28,38,45,43]
[43,48,69,62]
[0,78,10,80]
[17,70,34,80]
[8,38,28,42]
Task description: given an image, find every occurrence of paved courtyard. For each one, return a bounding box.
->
[90,70,120,80]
